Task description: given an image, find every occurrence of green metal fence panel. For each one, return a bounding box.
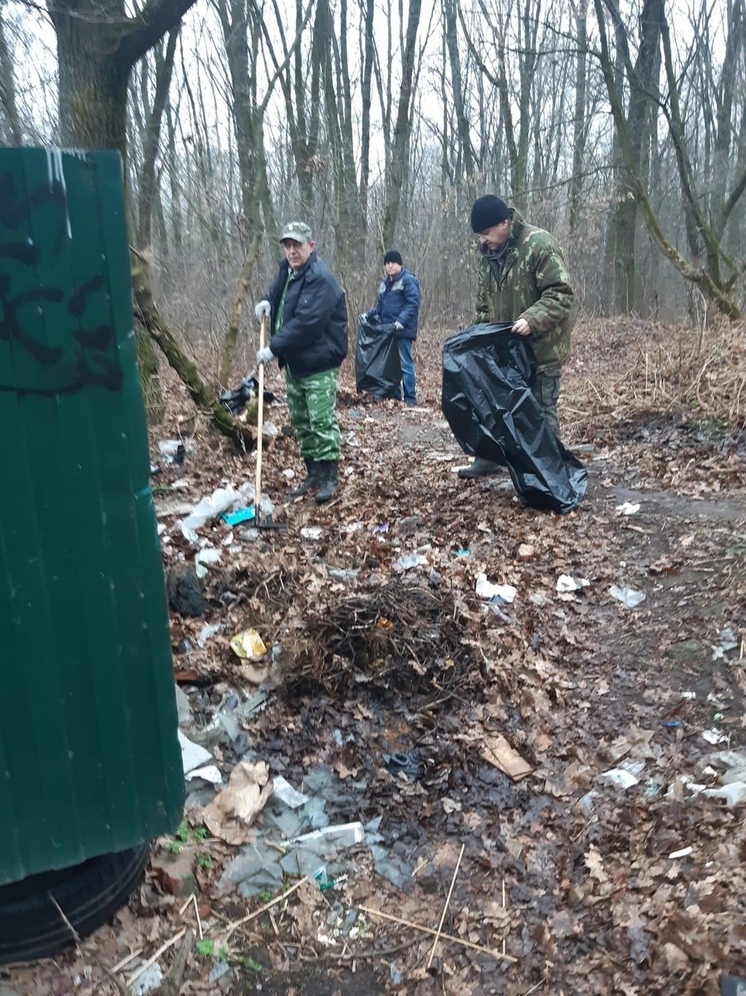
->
[0,148,184,885]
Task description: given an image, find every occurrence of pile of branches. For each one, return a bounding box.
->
[279,579,479,701]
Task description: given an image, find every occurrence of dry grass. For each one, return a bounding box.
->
[564,317,746,435]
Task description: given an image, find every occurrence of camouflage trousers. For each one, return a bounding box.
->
[532,365,561,437]
[285,367,341,461]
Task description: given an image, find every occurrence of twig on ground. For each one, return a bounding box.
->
[427,843,465,970]
[360,905,517,963]
[149,929,195,996]
[125,928,187,987]
[224,875,310,942]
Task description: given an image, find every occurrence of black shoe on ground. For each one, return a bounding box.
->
[457,457,502,479]
[315,460,339,504]
[288,458,320,497]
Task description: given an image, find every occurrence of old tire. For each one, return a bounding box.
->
[0,844,151,964]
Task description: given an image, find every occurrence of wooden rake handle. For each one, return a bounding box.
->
[254,313,267,515]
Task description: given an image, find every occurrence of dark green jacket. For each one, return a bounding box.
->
[475,210,573,370]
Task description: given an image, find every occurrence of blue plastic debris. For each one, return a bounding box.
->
[222,506,256,526]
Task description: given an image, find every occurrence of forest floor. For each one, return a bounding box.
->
[2,317,746,996]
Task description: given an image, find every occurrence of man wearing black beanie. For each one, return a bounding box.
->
[458,195,574,479]
[364,250,421,404]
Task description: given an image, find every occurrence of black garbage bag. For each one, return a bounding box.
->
[220,376,275,415]
[442,323,588,513]
[355,315,401,398]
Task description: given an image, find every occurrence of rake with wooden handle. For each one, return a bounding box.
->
[254,313,267,516]
[252,313,285,530]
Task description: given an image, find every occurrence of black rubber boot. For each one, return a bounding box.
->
[457,456,502,479]
[314,461,339,504]
[288,458,320,497]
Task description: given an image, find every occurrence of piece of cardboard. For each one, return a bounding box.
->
[480,734,533,781]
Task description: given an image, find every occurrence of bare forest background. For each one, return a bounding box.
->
[1,0,746,398]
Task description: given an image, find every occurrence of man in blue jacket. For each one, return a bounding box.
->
[367,250,420,405]
[254,222,348,503]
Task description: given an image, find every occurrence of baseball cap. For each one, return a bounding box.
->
[279,221,312,244]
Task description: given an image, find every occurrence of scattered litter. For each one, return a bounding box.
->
[202,760,273,845]
[288,821,365,847]
[598,768,639,789]
[178,731,213,775]
[384,752,421,780]
[186,764,223,785]
[707,750,746,782]
[712,626,739,660]
[480,733,532,780]
[668,846,692,860]
[222,507,256,526]
[179,486,239,542]
[197,623,223,648]
[328,567,359,581]
[702,728,729,745]
[230,629,267,662]
[154,497,194,519]
[609,585,645,608]
[615,501,640,515]
[158,439,185,464]
[393,551,429,572]
[283,468,295,479]
[301,526,324,541]
[194,547,221,579]
[273,775,310,809]
[454,548,470,557]
[475,573,517,603]
[556,574,590,593]
[130,963,164,995]
[703,782,746,806]
[208,961,231,984]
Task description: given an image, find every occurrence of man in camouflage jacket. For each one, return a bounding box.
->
[459,194,574,479]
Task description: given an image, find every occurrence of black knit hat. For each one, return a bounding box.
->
[384,250,403,265]
[470,195,511,233]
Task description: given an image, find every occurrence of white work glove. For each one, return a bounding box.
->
[254,299,271,320]
[256,347,275,365]
[394,321,403,331]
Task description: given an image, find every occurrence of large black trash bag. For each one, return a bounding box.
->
[442,322,588,513]
[355,315,401,398]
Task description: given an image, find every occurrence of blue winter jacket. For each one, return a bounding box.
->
[372,268,420,340]
[266,252,348,379]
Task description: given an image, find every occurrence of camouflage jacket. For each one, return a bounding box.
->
[475,210,573,369]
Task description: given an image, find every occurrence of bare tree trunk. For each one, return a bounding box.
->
[358,0,375,227]
[601,0,663,314]
[443,0,475,186]
[381,0,423,246]
[569,0,588,235]
[218,232,262,388]
[593,0,741,318]
[136,26,179,249]
[0,4,22,145]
